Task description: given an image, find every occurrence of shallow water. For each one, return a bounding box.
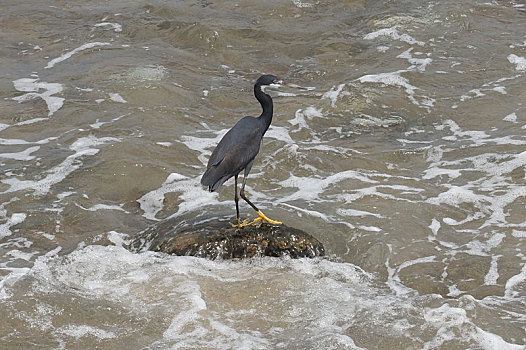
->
[1,0,525,348]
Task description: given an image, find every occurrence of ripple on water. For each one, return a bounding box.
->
[0,0,525,348]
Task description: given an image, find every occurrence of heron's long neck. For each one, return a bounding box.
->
[254,84,273,134]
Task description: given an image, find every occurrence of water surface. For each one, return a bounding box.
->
[1,0,525,348]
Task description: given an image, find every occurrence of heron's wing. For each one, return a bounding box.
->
[201,117,262,191]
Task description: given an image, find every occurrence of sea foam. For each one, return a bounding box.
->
[12,78,64,117]
[45,42,111,69]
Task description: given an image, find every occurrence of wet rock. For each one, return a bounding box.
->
[129,218,325,259]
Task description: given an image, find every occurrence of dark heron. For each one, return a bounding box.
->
[201,74,307,227]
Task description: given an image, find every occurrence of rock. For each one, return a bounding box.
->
[129,218,325,259]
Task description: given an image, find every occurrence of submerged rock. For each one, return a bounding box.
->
[129,219,325,259]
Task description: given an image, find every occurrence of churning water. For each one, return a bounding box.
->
[1,0,525,348]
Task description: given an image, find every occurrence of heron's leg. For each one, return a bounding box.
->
[234,175,240,221]
[230,174,251,228]
[239,162,282,226]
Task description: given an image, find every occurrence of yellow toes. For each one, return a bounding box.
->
[252,210,283,225]
[231,211,282,227]
[230,219,252,228]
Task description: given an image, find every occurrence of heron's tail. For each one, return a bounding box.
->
[201,168,230,192]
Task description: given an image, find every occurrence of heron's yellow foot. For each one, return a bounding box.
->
[252,210,283,225]
[230,218,252,228]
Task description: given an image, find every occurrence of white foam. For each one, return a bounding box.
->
[90,120,105,129]
[7,249,34,261]
[357,70,420,106]
[511,230,526,238]
[277,170,377,203]
[0,146,39,161]
[504,262,526,298]
[492,86,507,94]
[507,54,526,71]
[337,208,383,218]
[45,246,62,257]
[162,280,207,340]
[423,166,462,179]
[1,136,120,196]
[45,42,111,69]
[109,93,127,103]
[75,203,128,213]
[264,125,295,145]
[303,144,353,154]
[472,327,524,350]
[363,26,425,46]
[484,255,500,285]
[94,22,122,32]
[180,129,228,165]
[12,77,64,117]
[359,225,382,232]
[107,231,128,247]
[438,119,490,143]
[423,304,523,350]
[57,191,75,200]
[0,266,30,300]
[6,245,524,348]
[60,324,116,339]
[385,245,416,296]
[340,185,398,204]
[429,218,440,236]
[15,117,50,126]
[510,40,526,48]
[503,112,517,123]
[481,185,526,229]
[353,114,406,128]
[0,213,27,239]
[291,0,314,8]
[397,138,431,145]
[39,232,56,241]
[322,83,348,107]
[427,186,488,212]
[76,87,93,92]
[0,136,56,146]
[423,120,526,242]
[90,114,128,129]
[137,173,218,220]
[392,255,438,294]
[288,106,325,131]
[11,246,369,345]
[397,48,432,72]
[460,89,485,102]
[281,202,335,223]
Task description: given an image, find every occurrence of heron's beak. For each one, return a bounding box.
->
[283,82,311,90]
[268,80,314,91]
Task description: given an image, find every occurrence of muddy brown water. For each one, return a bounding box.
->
[1,0,525,348]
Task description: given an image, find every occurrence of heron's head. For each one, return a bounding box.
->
[256,74,281,87]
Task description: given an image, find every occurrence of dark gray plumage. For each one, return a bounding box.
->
[201,75,286,227]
